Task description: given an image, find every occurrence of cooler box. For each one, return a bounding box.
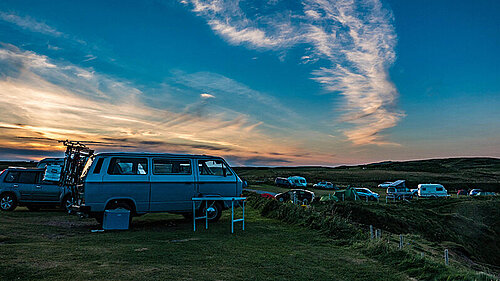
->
[102,208,130,230]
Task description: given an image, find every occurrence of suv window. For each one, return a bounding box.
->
[153,159,191,174]
[4,171,20,183]
[19,171,38,184]
[198,160,232,176]
[108,158,148,175]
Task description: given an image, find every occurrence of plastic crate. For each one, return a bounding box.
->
[102,208,130,230]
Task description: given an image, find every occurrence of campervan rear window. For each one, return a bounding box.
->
[107,158,148,175]
[153,159,191,175]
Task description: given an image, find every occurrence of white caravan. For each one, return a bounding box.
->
[417,184,449,198]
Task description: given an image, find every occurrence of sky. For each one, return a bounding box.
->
[0,0,498,166]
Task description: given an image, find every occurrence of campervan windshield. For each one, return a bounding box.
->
[80,156,94,180]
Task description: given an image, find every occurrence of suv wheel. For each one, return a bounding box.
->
[0,193,17,211]
[62,195,74,212]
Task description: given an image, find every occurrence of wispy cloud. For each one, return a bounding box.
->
[0,11,63,37]
[200,93,215,98]
[0,44,313,165]
[183,0,404,145]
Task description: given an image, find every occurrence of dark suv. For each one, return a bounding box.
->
[0,168,72,211]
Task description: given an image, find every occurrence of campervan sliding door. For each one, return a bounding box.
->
[101,157,150,213]
[150,158,195,212]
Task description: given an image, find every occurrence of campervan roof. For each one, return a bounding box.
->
[95,152,222,159]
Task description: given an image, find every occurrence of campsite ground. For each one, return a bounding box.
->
[0,207,409,281]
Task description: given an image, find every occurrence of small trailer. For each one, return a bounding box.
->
[417,184,449,198]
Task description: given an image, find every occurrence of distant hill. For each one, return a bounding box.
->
[234,157,500,191]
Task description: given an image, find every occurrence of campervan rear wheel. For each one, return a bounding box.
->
[96,202,134,226]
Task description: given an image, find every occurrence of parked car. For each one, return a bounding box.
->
[354,188,380,201]
[387,187,413,200]
[469,189,482,196]
[275,177,291,188]
[378,181,393,188]
[275,189,315,204]
[313,181,336,189]
[260,193,275,199]
[71,153,244,224]
[36,158,64,169]
[457,189,468,196]
[0,167,73,211]
[417,184,449,198]
[288,176,307,188]
[476,191,496,196]
[386,180,413,200]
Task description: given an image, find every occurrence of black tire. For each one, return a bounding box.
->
[61,195,74,212]
[302,198,309,205]
[0,193,17,211]
[198,201,222,222]
[27,206,41,211]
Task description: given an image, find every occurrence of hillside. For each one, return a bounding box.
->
[234,157,500,192]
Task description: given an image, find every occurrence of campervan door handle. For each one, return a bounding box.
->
[12,184,18,188]
[35,185,42,189]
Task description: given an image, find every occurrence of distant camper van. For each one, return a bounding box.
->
[417,184,449,198]
[288,176,307,188]
[72,153,244,223]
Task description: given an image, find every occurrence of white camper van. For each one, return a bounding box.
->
[417,184,449,198]
[287,176,307,188]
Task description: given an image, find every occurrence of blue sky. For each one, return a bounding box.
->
[0,0,498,165]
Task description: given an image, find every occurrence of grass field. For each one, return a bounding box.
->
[234,157,500,192]
[1,207,413,281]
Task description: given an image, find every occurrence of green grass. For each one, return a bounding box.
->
[247,194,499,280]
[0,207,411,281]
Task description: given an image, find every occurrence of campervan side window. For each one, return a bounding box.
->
[107,158,148,175]
[436,187,443,191]
[198,160,232,176]
[153,159,191,175]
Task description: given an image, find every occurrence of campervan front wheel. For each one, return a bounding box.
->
[198,201,222,222]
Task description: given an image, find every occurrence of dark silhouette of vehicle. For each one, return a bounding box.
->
[274,177,291,188]
[275,189,315,204]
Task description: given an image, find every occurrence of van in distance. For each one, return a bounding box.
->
[71,152,244,224]
[417,184,449,198]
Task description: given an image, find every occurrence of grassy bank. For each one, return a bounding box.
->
[246,193,500,280]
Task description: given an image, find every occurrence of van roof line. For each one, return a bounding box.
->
[95,152,221,159]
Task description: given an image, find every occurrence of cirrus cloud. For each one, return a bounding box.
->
[182,0,404,145]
